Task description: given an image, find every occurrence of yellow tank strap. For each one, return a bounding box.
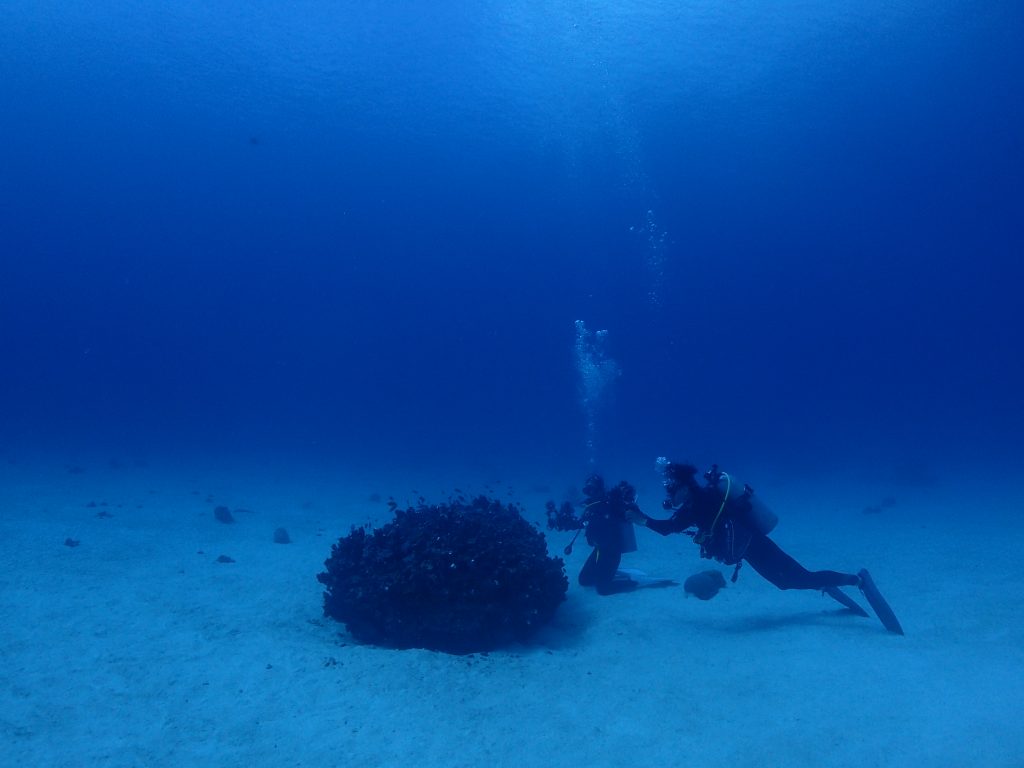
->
[705,472,732,540]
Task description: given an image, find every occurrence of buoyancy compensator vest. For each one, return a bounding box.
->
[703,465,779,536]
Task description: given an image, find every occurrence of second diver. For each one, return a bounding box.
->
[546,474,675,596]
[629,460,904,634]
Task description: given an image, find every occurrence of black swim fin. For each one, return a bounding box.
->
[824,586,869,617]
[614,568,678,589]
[857,568,905,635]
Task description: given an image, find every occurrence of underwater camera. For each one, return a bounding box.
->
[545,499,588,556]
[545,500,583,532]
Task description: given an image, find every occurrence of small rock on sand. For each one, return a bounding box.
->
[684,569,727,600]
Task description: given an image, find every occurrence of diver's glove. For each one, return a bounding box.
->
[624,507,647,526]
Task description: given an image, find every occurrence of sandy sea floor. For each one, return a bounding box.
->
[1,455,1022,768]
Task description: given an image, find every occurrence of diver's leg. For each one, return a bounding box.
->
[593,548,636,595]
[743,534,859,590]
[578,549,599,587]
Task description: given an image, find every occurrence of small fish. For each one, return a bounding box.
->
[684,569,727,600]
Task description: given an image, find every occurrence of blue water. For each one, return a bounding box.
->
[2,1,1022,482]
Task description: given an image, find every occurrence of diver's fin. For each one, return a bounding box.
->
[614,568,678,589]
[824,586,869,617]
[857,569,905,635]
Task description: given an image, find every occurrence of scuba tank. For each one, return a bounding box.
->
[704,465,778,535]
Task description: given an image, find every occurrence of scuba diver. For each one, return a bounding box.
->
[546,474,675,596]
[628,459,904,634]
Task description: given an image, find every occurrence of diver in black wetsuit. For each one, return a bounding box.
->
[629,460,904,633]
[575,475,642,595]
[546,475,675,596]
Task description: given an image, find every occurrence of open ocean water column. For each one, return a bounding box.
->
[574,319,620,466]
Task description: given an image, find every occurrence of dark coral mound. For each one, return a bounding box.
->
[317,495,568,653]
